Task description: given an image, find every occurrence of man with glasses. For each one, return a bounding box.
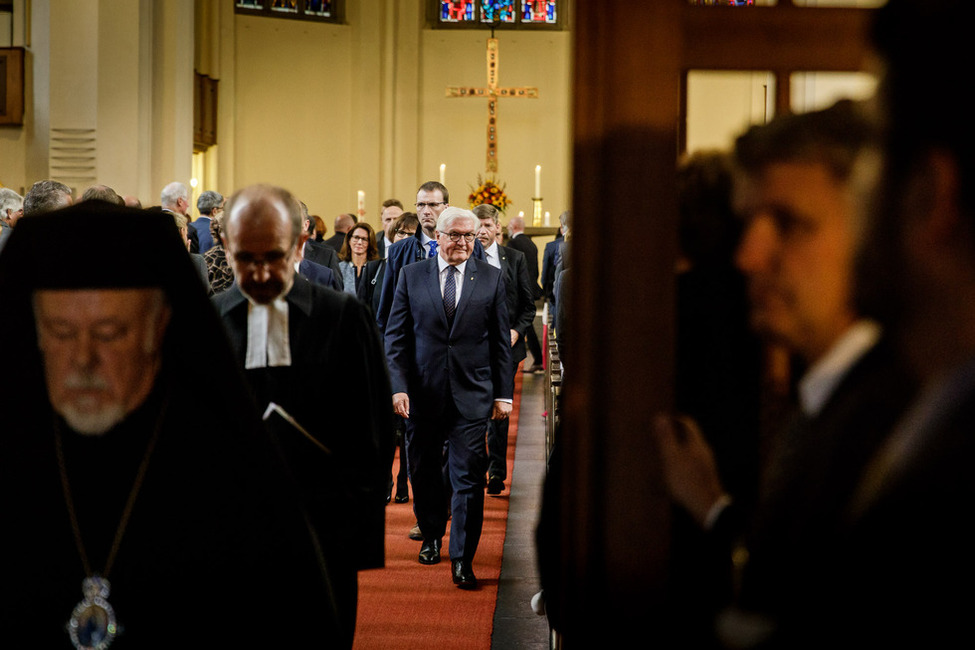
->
[386,207,513,590]
[213,183,394,648]
[376,181,487,332]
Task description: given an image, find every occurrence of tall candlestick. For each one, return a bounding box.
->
[440,163,446,185]
[534,165,541,197]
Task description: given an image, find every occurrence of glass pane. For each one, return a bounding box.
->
[686,71,775,153]
[270,0,298,13]
[236,0,265,9]
[790,71,878,113]
[441,0,477,22]
[521,0,557,23]
[482,0,517,23]
[304,0,333,17]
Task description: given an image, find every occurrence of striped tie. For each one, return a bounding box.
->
[443,265,457,324]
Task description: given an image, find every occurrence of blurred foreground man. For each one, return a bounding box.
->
[0,202,336,647]
[655,101,917,647]
[843,0,975,645]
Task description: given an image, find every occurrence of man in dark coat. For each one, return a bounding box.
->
[213,184,394,648]
[654,101,918,647]
[505,214,544,371]
[474,203,536,494]
[385,206,513,589]
[0,201,338,647]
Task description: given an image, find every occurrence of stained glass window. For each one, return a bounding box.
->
[482,1,517,24]
[521,0,556,23]
[441,1,476,22]
[235,0,341,23]
[433,0,563,29]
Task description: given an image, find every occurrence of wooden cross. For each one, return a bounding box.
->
[446,36,538,173]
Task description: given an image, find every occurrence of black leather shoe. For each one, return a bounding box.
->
[452,559,477,589]
[418,539,441,565]
[487,476,504,495]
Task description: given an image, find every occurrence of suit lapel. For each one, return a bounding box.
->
[422,258,450,330]
[452,257,480,327]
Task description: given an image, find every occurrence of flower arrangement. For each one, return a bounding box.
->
[467,175,511,213]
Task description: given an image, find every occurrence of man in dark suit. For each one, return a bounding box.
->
[377,199,404,259]
[298,257,341,292]
[505,214,544,371]
[322,213,355,252]
[377,181,487,332]
[213,183,394,648]
[474,203,536,495]
[654,101,917,647]
[160,181,199,253]
[541,213,567,308]
[191,190,223,255]
[385,206,513,589]
[299,202,344,290]
[836,2,975,645]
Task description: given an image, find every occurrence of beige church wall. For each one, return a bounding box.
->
[221,1,571,239]
[419,29,572,230]
[229,14,362,226]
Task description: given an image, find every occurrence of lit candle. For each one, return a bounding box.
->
[518,211,525,218]
[357,190,365,217]
[440,163,446,185]
[545,211,551,226]
[534,165,541,197]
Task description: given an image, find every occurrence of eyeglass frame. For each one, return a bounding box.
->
[439,231,476,243]
[415,201,447,209]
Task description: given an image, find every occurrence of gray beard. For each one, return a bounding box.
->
[59,401,127,436]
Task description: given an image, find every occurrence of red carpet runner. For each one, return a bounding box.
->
[353,370,524,649]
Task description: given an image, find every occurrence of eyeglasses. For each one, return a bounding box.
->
[441,231,475,243]
[397,230,416,236]
[349,235,370,243]
[415,202,447,210]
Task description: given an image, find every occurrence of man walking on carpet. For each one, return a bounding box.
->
[385,206,513,589]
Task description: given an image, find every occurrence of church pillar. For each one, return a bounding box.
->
[149,0,194,199]
[555,0,681,644]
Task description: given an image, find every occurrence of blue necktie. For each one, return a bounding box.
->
[443,265,457,324]
[427,241,438,258]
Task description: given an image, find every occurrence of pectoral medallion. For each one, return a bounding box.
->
[67,576,118,650]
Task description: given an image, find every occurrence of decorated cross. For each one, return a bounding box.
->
[446,36,538,173]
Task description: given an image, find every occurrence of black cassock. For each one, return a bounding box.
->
[0,203,342,647]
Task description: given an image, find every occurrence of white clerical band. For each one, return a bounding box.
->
[245,298,292,369]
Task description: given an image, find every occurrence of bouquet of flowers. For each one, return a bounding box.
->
[467,175,511,213]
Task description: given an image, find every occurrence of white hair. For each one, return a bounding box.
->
[436,206,477,233]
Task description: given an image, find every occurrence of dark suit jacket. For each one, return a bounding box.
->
[298,258,341,292]
[376,233,485,332]
[322,230,348,252]
[820,357,975,647]
[212,276,394,571]
[359,257,386,318]
[190,216,213,254]
[507,232,542,299]
[541,235,563,302]
[713,337,917,647]
[495,244,536,365]
[304,240,343,290]
[385,256,512,421]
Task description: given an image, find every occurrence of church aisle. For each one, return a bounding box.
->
[354,364,550,648]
